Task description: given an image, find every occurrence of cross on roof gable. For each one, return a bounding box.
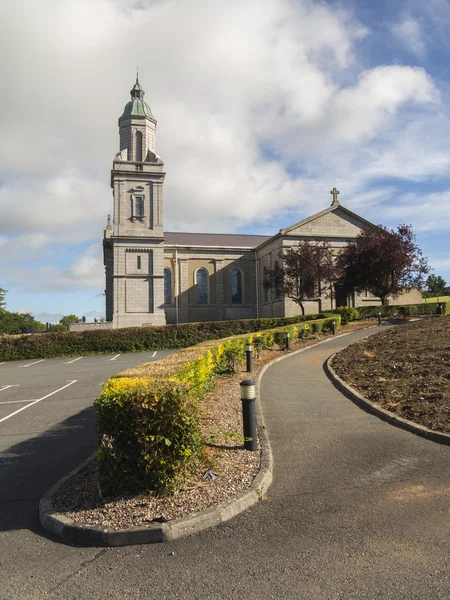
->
[279,202,376,236]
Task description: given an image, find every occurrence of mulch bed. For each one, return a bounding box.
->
[332,316,450,434]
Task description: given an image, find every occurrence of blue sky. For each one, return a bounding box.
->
[1,0,450,323]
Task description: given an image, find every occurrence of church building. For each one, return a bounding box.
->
[103,80,420,328]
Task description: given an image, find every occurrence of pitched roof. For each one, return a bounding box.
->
[279,202,375,235]
[164,231,271,249]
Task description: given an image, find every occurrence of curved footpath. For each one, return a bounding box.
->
[5,327,450,599]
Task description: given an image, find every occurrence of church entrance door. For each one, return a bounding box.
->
[334,281,349,308]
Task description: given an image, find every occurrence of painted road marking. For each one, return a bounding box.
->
[0,362,5,365]
[0,399,36,405]
[152,351,157,357]
[19,359,45,368]
[110,354,120,361]
[0,380,77,424]
[0,385,20,392]
[64,357,83,364]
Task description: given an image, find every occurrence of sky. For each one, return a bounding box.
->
[1,0,450,323]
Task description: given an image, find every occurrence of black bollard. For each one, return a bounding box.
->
[240,379,257,451]
[285,332,290,350]
[378,312,382,326]
[245,342,253,373]
[332,320,337,335]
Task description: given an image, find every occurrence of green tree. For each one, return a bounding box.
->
[336,224,429,306]
[424,274,447,297]
[59,314,81,330]
[0,311,45,334]
[264,242,338,315]
[0,286,7,311]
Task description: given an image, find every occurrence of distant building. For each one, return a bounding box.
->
[103,80,421,328]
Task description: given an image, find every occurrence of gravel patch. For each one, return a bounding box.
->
[53,319,374,530]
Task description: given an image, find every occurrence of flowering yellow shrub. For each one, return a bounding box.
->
[95,315,339,495]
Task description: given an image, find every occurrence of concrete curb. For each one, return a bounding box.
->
[39,363,277,547]
[326,355,450,446]
[38,324,380,546]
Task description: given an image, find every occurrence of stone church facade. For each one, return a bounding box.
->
[103,80,420,328]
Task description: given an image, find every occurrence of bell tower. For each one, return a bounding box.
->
[103,78,166,328]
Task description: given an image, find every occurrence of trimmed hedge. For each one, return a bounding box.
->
[0,313,330,361]
[325,301,450,323]
[95,315,340,495]
[356,301,450,319]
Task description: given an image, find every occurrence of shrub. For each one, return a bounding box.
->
[0,313,333,361]
[273,331,288,348]
[310,321,322,335]
[95,378,202,496]
[356,301,450,320]
[95,314,340,495]
[332,306,359,325]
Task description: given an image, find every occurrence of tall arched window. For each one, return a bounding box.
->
[274,261,281,300]
[195,268,209,304]
[231,268,243,304]
[136,131,143,162]
[164,268,172,304]
[263,267,268,302]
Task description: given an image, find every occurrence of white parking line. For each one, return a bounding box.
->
[110,354,120,361]
[0,380,77,424]
[0,362,5,365]
[64,357,83,364]
[152,351,157,357]
[0,385,19,392]
[0,399,35,405]
[19,359,45,368]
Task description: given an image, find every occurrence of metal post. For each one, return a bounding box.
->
[285,332,290,350]
[240,379,257,451]
[378,312,382,326]
[245,342,253,373]
[332,320,336,335]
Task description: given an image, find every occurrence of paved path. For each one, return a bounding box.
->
[2,330,449,599]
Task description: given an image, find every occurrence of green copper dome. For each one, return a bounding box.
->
[119,78,156,121]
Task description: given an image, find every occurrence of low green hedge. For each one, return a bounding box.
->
[0,313,330,361]
[356,301,450,319]
[325,301,450,323]
[95,315,340,495]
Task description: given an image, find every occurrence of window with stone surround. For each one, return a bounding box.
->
[231,268,243,304]
[136,131,143,162]
[195,268,209,304]
[274,261,282,300]
[164,268,172,304]
[135,196,144,218]
[263,267,268,302]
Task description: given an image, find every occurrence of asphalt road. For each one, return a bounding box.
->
[1,331,449,600]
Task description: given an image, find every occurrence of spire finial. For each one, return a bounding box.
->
[330,187,340,205]
[136,67,139,84]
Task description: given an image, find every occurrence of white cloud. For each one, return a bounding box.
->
[379,189,450,232]
[1,0,450,302]
[0,244,104,293]
[391,15,426,57]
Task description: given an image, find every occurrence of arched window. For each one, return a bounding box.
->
[164,268,172,304]
[263,267,268,302]
[274,261,281,300]
[231,268,243,304]
[195,268,209,304]
[136,131,143,162]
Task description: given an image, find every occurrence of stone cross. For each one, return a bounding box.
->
[330,187,340,205]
